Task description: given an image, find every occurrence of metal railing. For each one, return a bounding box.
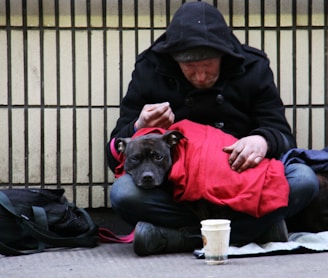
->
[0,0,327,207]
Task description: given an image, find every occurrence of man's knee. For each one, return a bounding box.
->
[110,175,138,209]
[285,163,319,217]
[286,163,319,197]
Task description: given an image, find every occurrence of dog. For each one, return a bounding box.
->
[115,123,328,232]
[115,131,184,189]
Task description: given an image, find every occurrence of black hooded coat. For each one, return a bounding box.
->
[106,2,296,172]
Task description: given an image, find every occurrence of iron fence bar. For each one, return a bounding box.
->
[55,0,61,188]
[307,0,313,149]
[39,0,45,188]
[229,0,233,28]
[102,0,109,207]
[6,0,12,189]
[276,0,281,96]
[149,0,154,43]
[244,0,249,45]
[22,0,29,188]
[260,0,265,51]
[292,0,297,140]
[1,23,325,32]
[166,0,171,28]
[325,0,328,147]
[118,1,123,102]
[2,103,326,110]
[70,0,77,203]
[134,0,139,57]
[86,0,93,207]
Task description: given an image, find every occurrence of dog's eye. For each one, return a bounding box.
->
[130,155,141,163]
[153,153,164,161]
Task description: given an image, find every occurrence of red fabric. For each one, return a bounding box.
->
[115,120,289,218]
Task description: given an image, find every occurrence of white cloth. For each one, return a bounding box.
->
[228,232,328,256]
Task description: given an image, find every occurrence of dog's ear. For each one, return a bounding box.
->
[163,130,185,147]
[115,138,131,153]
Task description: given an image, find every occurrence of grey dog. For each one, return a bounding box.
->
[115,131,184,189]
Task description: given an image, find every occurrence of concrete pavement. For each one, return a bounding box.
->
[1,208,328,278]
[1,243,328,278]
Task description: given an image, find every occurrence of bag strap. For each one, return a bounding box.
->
[0,192,48,256]
[98,227,134,243]
[0,241,41,256]
[0,191,20,216]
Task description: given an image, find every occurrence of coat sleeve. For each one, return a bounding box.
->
[246,56,296,158]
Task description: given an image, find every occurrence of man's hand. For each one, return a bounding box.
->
[223,135,268,173]
[135,102,175,130]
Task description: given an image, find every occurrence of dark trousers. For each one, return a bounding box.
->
[110,163,318,245]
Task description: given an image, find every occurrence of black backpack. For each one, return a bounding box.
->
[0,188,98,256]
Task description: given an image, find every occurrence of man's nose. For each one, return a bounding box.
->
[195,71,206,81]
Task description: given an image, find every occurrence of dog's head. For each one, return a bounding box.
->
[115,130,185,189]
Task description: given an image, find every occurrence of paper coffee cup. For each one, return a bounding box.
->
[201,219,231,265]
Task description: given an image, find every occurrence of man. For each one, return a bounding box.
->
[106,2,319,256]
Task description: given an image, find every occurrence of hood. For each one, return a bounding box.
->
[152,2,244,65]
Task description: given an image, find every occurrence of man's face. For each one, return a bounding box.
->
[178,57,222,89]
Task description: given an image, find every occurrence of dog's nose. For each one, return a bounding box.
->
[142,172,155,183]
